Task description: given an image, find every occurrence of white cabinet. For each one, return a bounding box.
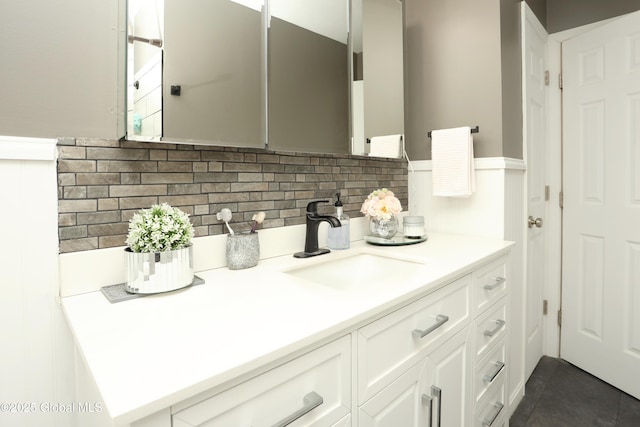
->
[471,257,509,426]
[170,254,510,427]
[357,275,473,427]
[172,335,351,427]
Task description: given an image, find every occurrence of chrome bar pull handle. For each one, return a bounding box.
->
[413,315,449,339]
[271,391,323,427]
[482,402,504,426]
[432,386,442,427]
[483,361,505,383]
[421,394,433,427]
[484,277,505,291]
[483,319,506,337]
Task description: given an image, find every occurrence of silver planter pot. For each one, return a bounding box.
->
[226,232,260,270]
[125,244,194,294]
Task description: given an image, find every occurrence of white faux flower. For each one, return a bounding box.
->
[126,203,194,253]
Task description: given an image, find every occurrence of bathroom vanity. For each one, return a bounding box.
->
[62,233,513,427]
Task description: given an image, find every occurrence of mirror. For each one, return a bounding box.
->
[351,0,405,158]
[127,0,265,148]
[267,0,350,154]
[125,0,404,157]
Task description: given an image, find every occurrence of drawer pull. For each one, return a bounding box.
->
[483,319,506,337]
[413,315,449,339]
[272,391,323,427]
[484,277,505,291]
[482,402,504,427]
[421,393,433,427]
[483,361,505,383]
[432,386,442,427]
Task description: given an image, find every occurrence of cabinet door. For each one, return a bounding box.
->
[425,325,473,427]
[358,359,430,427]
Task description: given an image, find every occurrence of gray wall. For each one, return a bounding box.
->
[0,1,124,139]
[524,0,547,28]
[525,0,640,33]
[547,0,640,33]
[404,0,522,160]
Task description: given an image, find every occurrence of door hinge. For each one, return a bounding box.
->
[559,73,563,90]
[543,299,548,315]
[557,309,562,327]
[544,70,550,86]
[545,185,550,201]
[559,191,564,209]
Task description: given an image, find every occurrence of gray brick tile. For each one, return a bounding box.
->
[141,173,194,184]
[158,161,192,173]
[57,140,407,252]
[168,184,202,195]
[58,146,86,159]
[201,182,231,193]
[88,223,129,237]
[87,147,149,161]
[98,198,119,211]
[158,194,209,206]
[77,211,121,225]
[59,199,97,213]
[98,235,127,249]
[58,159,96,173]
[76,173,120,185]
[63,186,87,199]
[87,186,109,199]
[110,184,167,197]
[59,237,98,253]
[97,160,157,173]
[58,213,76,226]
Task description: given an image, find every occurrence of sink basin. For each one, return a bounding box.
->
[283,252,426,290]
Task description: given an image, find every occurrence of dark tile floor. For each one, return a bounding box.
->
[510,356,640,426]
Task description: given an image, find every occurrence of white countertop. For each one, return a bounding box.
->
[61,233,512,426]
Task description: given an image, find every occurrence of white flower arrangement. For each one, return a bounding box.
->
[126,203,194,253]
[360,188,402,221]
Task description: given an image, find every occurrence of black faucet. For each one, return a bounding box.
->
[294,200,341,258]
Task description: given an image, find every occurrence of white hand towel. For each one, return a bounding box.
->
[368,134,404,158]
[431,126,475,197]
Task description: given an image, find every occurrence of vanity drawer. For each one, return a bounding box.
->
[474,377,506,427]
[473,338,507,406]
[172,335,351,427]
[474,297,507,361]
[357,275,471,404]
[473,257,507,316]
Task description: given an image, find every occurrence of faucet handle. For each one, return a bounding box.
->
[306,200,329,214]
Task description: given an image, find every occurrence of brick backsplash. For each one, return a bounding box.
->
[57,138,408,253]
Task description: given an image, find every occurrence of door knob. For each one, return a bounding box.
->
[528,216,543,228]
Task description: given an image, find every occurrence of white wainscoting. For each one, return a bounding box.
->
[408,156,527,414]
[0,137,75,427]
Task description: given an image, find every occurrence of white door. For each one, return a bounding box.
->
[523,6,548,381]
[562,10,640,399]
